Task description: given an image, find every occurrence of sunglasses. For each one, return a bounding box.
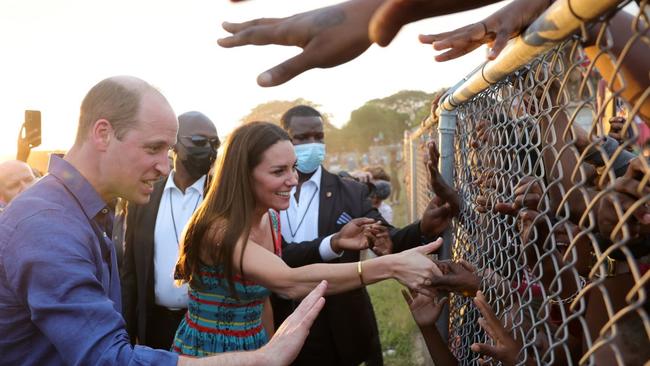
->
[180,135,220,149]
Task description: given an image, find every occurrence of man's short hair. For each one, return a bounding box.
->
[74,78,151,144]
[280,105,322,130]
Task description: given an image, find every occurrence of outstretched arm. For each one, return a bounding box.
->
[235,237,443,299]
[218,0,383,87]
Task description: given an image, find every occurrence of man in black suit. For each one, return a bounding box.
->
[121,111,220,349]
[276,105,459,366]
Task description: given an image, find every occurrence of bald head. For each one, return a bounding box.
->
[178,111,218,138]
[75,76,170,145]
[0,160,36,204]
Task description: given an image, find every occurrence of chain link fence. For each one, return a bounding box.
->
[404,0,649,364]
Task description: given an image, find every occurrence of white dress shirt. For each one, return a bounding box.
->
[153,172,206,309]
[280,166,341,261]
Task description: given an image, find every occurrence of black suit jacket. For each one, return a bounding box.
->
[120,178,167,345]
[275,168,423,365]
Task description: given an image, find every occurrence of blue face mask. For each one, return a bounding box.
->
[294,143,326,173]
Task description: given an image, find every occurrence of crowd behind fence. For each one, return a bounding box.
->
[403,0,649,364]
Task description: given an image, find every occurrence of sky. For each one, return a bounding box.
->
[0,0,504,161]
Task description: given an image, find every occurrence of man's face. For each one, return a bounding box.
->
[0,162,36,204]
[175,122,220,166]
[104,92,178,204]
[287,116,325,145]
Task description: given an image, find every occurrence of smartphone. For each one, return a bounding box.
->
[24,110,42,148]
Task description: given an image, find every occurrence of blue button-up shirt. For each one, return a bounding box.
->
[0,156,178,366]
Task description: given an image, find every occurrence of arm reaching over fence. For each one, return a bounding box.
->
[419,140,461,237]
[419,0,549,61]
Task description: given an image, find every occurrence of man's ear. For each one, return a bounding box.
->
[91,119,113,152]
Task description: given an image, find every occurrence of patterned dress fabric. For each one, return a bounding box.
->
[171,211,282,356]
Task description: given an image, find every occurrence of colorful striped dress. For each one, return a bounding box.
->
[171,211,282,356]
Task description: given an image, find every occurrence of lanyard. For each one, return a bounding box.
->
[169,189,202,244]
[286,188,319,238]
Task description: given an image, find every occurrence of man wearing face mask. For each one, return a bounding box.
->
[121,111,219,349]
[274,105,434,366]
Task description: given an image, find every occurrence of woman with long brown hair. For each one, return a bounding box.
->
[172,121,441,356]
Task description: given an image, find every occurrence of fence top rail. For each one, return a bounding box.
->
[435,0,624,116]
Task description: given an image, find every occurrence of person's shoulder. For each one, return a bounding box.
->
[0,178,90,258]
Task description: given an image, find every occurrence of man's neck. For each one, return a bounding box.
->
[173,170,200,194]
[295,169,318,203]
[64,145,111,203]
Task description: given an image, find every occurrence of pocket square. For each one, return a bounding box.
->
[336,212,352,225]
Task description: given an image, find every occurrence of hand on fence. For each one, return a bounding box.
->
[366,223,394,256]
[217,1,376,87]
[421,140,460,236]
[419,0,551,62]
[430,259,480,297]
[597,156,650,242]
[401,288,448,328]
[475,170,497,213]
[494,176,543,216]
[607,116,635,150]
[470,291,521,366]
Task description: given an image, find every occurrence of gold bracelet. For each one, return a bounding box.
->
[357,261,365,286]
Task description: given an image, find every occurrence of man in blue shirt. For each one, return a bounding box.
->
[0,75,325,366]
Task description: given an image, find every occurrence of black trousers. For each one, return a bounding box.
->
[144,305,186,350]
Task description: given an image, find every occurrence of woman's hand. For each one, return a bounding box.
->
[390,238,443,297]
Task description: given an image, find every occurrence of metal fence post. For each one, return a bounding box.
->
[435,108,457,342]
[408,133,418,223]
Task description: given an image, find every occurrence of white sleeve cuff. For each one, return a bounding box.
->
[319,234,343,261]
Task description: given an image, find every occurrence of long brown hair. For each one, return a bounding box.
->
[176,122,291,297]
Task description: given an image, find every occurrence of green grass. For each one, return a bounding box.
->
[367,280,419,366]
[365,184,432,366]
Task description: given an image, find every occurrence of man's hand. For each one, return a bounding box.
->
[367,223,394,256]
[401,288,448,328]
[258,281,327,366]
[430,259,480,297]
[331,218,376,253]
[218,0,382,87]
[420,141,460,236]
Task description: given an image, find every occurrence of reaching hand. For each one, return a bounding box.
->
[597,157,650,242]
[391,238,443,297]
[367,223,394,256]
[430,259,480,297]
[470,291,522,366]
[418,0,550,62]
[401,288,448,328]
[259,281,327,366]
[218,0,381,87]
[421,141,460,236]
[494,176,543,216]
[331,217,376,253]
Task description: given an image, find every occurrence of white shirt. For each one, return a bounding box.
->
[153,172,206,309]
[280,166,341,261]
[378,202,393,224]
